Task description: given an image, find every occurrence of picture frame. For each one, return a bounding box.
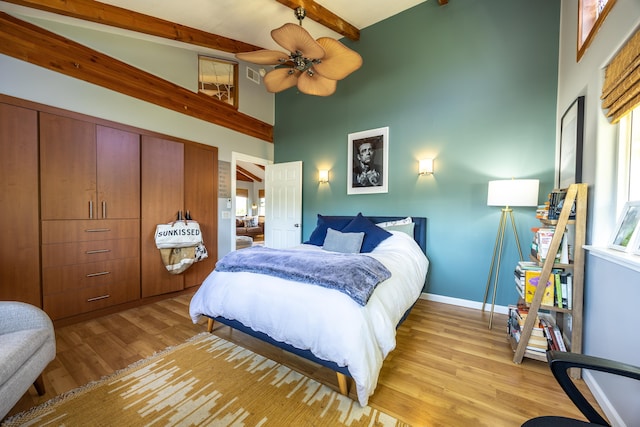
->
[609,201,640,252]
[347,127,389,195]
[557,96,585,189]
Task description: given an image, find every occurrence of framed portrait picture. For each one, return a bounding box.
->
[609,201,640,252]
[557,96,585,189]
[347,127,389,195]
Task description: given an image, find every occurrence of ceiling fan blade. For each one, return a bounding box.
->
[297,71,337,96]
[235,50,289,65]
[271,23,325,59]
[313,38,363,80]
[263,67,300,93]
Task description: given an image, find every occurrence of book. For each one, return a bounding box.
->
[508,305,551,352]
[524,270,555,306]
[568,279,573,310]
[554,273,563,308]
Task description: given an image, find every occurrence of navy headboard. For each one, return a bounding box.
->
[368,216,427,254]
[318,215,427,254]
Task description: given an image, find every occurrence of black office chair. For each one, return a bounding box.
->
[522,350,640,426]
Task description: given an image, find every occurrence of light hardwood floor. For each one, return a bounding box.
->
[5,293,604,426]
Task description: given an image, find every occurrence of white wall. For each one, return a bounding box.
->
[557,1,640,425]
[0,5,275,163]
[557,0,640,244]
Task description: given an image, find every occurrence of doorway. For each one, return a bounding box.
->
[231,152,270,252]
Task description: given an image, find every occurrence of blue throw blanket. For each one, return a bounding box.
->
[215,246,391,306]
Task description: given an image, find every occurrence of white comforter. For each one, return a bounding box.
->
[189,231,429,406]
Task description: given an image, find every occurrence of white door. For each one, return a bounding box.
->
[265,161,302,248]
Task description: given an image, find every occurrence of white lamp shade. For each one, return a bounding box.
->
[487,179,539,207]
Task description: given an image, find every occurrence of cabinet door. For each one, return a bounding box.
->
[97,125,140,219]
[141,136,184,297]
[0,103,41,306]
[40,112,96,220]
[184,144,218,288]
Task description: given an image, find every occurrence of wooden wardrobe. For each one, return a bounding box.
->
[0,95,218,322]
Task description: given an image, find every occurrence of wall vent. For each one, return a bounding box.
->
[246,67,261,84]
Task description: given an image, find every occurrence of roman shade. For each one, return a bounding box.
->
[236,188,248,198]
[601,27,640,123]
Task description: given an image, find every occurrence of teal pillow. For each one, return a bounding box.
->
[323,228,365,253]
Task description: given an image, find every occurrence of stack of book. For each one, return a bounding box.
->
[530,227,569,264]
[547,189,576,220]
[507,305,548,353]
[514,261,572,309]
[536,203,550,220]
[539,314,567,351]
[508,306,568,353]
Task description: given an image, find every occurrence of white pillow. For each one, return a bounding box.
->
[323,228,365,254]
[377,216,412,228]
[383,222,415,237]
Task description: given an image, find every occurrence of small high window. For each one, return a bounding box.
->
[198,56,238,108]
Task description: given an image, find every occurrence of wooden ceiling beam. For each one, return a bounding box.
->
[236,172,253,182]
[275,0,360,41]
[237,166,263,183]
[0,12,273,142]
[2,0,265,53]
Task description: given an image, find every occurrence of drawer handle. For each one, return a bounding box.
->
[86,271,110,277]
[85,249,111,254]
[87,294,110,302]
[85,228,111,233]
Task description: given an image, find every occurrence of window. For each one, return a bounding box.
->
[577,0,617,61]
[198,56,238,108]
[258,189,265,216]
[236,188,248,217]
[617,106,640,207]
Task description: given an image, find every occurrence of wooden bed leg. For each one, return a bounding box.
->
[336,372,349,396]
[207,318,214,333]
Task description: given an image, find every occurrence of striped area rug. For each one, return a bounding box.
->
[3,333,408,426]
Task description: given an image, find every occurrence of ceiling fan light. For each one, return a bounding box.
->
[263,67,300,93]
[271,23,325,60]
[313,38,363,80]
[297,71,336,96]
[235,50,289,65]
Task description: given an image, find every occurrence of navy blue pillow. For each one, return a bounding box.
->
[304,214,353,246]
[341,213,392,253]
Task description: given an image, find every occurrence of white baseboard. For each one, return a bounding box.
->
[583,370,626,427]
[419,292,510,315]
[417,292,625,426]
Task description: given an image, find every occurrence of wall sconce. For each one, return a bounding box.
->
[418,158,434,175]
[319,169,329,183]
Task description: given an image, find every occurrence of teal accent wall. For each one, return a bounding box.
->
[274,0,560,306]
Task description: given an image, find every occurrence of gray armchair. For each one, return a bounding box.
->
[0,301,56,419]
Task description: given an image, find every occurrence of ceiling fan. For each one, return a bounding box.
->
[235,7,363,96]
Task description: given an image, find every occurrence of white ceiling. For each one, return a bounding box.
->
[2,0,428,52]
[98,0,428,50]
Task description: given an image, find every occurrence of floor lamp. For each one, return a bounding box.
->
[483,179,539,329]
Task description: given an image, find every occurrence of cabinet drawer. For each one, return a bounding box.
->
[43,277,140,320]
[43,258,139,294]
[42,238,139,267]
[42,219,139,244]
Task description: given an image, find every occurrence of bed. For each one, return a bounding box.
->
[189,214,429,406]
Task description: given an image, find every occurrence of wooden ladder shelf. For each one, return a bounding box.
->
[512,183,588,373]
